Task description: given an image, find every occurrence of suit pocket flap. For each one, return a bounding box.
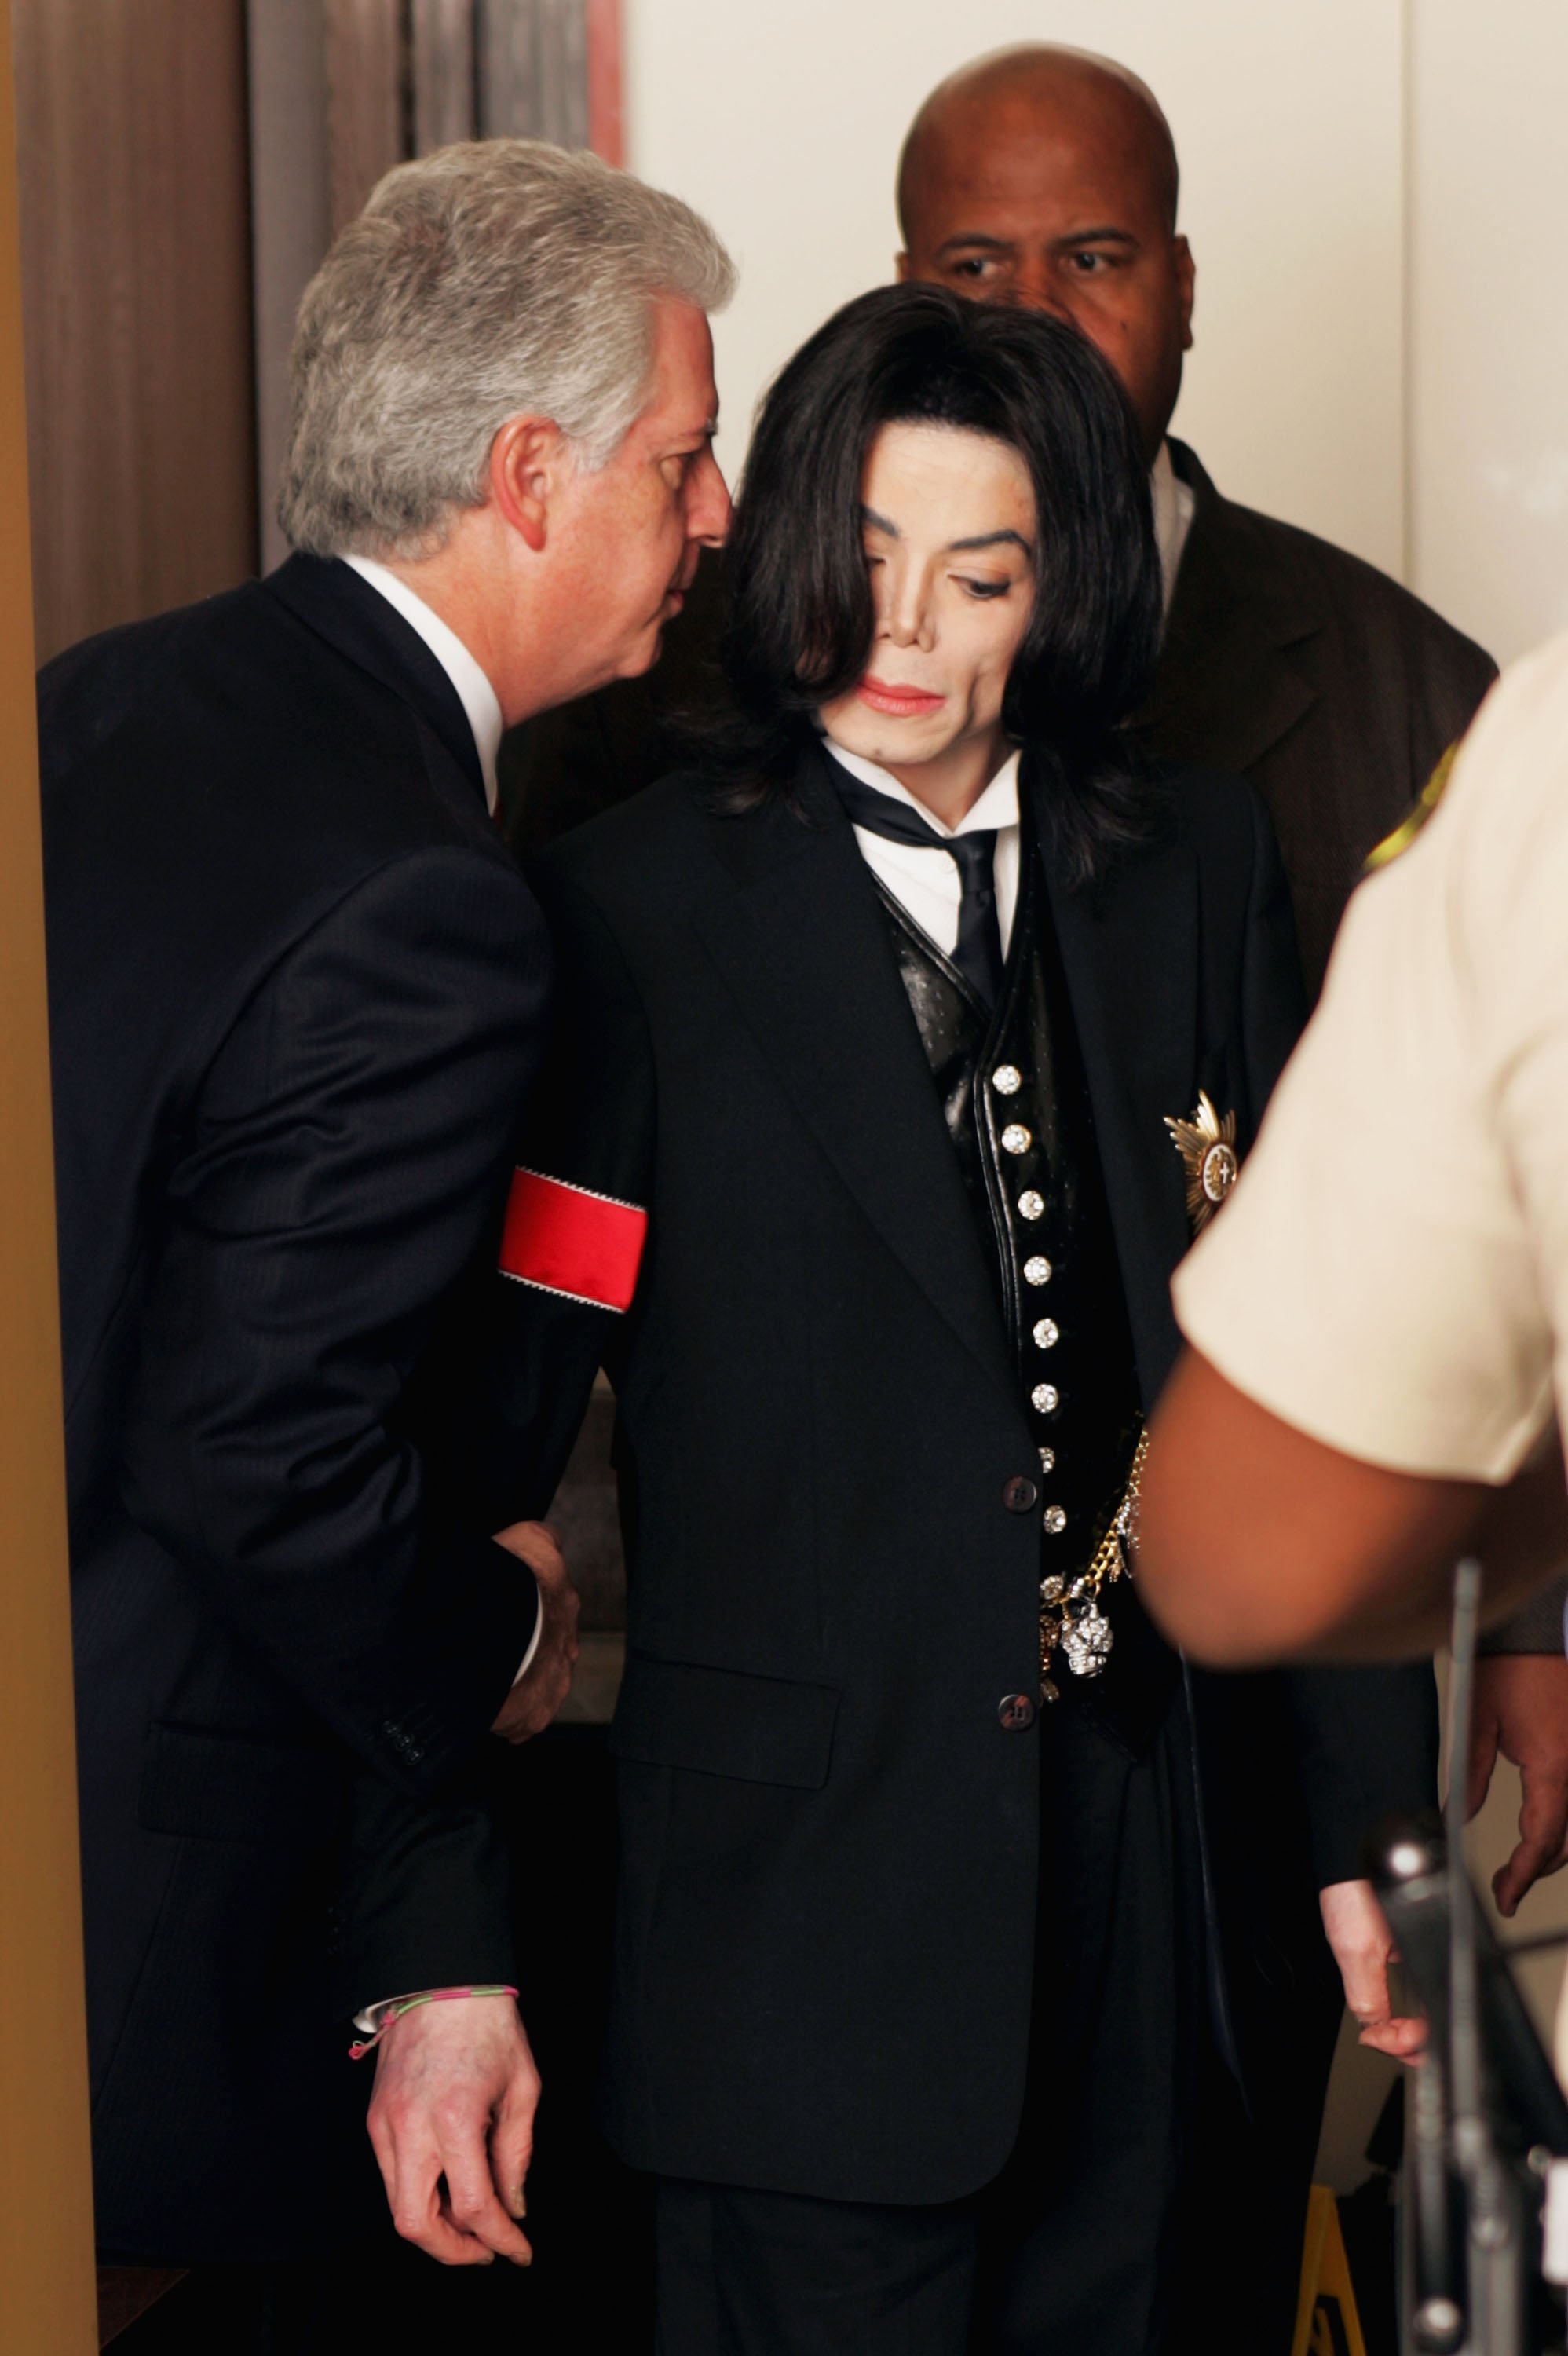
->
[138,1721,338,1846]
[610,1655,839,1789]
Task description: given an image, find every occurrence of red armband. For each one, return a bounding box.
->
[498,1167,647,1313]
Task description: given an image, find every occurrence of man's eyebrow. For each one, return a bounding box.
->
[947,530,1033,556]
[861,505,900,536]
[1051,225,1139,250]
[934,232,1014,258]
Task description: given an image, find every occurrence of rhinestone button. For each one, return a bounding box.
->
[1031,1383,1059,1414]
[1038,1446,1056,1473]
[1001,1124,1032,1156]
[1033,1319,1059,1349]
[1018,1191,1045,1221]
[992,1065,1022,1095]
[1024,1255,1052,1285]
[1044,1505,1068,1535]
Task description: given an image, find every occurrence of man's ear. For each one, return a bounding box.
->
[488,414,568,554]
[1174,236,1196,354]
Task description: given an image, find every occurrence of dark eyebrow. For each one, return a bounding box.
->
[933,232,1014,258]
[861,510,1032,559]
[1051,226,1139,250]
[935,225,1141,258]
[948,530,1033,557]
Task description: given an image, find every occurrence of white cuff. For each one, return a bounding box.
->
[510,1575,543,1687]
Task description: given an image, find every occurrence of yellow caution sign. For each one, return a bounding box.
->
[1291,2184,1369,2356]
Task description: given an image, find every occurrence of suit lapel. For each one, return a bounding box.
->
[691,762,1018,1407]
[1040,795,1197,1401]
[1137,441,1321,778]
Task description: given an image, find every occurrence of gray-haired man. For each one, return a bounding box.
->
[43,137,730,2298]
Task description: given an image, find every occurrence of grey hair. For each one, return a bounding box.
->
[278,139,735,559]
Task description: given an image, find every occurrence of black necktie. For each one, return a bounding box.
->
[831,767,1005,1008]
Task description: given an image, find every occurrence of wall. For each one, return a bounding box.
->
[627,0,1408,576]
[0,0,99,2335]
[1409,0,1568,664]
[12,0,256,664]
[629,0,1568,672]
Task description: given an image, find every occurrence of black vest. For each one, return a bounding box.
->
[873,819,1143,1612]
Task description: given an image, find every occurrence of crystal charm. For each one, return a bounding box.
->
[1064,1606,1114,1677]
[992,1065,1022,1095]
[1001,1124,1032,1155]
[1031,1383,1058,1414]
[1033,1318,1058,1349]
[1038,1446,1055,1472]
[1044,1505,1067,1535]
[1024,1256,1052,1285]
[1018,1191,1045,1220]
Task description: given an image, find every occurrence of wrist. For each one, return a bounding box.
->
[348,1982,519,2060]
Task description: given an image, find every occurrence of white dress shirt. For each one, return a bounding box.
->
[344,555,504,814]
[824,739,1022,961]
[1150,440,1195,618]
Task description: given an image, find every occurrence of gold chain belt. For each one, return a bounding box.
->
[1040,1429,1148,1703]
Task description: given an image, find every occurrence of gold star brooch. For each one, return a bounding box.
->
[1164,1092,1239,1235]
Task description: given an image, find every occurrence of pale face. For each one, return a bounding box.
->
[548,297,731,689]
[819,421,1036,824]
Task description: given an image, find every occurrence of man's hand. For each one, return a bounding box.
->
[1319,1879,1425,2059]
[1466,1654,1568,1916]
[367,1995,539,2266]
[489,1520,580,1743]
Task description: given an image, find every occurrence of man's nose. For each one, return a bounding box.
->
[688,449,731,547]
[985,259,1073,321]
[884,578,934,649]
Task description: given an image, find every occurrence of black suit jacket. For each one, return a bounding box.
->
[42,554,547,2260]
[1141,440,1496,992]
[472,750,1435,2204]
[499,439,1497,999]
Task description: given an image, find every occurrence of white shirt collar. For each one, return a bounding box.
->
[821,737,1022,835]
[343,555,504,814]
[1150,440,1196,619]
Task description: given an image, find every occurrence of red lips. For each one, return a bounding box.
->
[857,677,945,718]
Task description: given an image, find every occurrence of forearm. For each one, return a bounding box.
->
[1142,1352,1568,1663]
[334,1762,515,2023]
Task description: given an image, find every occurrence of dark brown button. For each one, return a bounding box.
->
[1003,1476,1038,1513]
[998,1693,1036,1732]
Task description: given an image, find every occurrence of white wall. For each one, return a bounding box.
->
[627,0,1407,575]
[630,0,1568,667]
[1409,0,1568,664]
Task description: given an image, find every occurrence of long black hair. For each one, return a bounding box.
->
[702,283,1165,886]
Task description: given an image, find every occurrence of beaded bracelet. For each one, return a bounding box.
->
[348,1983,519,2061]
